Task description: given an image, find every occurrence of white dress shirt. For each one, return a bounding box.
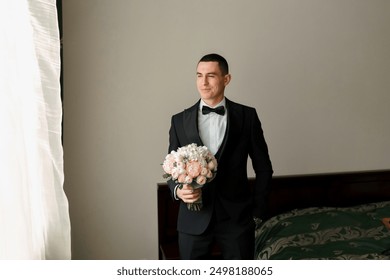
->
[174,98,228,200]
[198,98,227,155]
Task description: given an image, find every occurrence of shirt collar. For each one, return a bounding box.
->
[199,97,226,110]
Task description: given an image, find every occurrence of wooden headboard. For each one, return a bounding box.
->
[157,169,390,259]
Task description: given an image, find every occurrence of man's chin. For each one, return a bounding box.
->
[200,92,214,99]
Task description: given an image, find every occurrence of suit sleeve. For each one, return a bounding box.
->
[167,115,181,198]
[249,109,273,219]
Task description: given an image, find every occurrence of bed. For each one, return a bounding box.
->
[158,169,390,260]
[255,200,390,259]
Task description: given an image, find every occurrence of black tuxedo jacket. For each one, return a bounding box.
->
[167,98,273,235]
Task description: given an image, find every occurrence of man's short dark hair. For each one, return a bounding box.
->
[198,53,229,75]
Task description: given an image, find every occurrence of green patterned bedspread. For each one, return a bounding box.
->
[255,201,390,259]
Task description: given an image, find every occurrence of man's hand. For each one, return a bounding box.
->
[176,184,202,203]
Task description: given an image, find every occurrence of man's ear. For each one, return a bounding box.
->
[224,74,231,86]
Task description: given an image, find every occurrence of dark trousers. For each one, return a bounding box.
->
[178,218,255,260]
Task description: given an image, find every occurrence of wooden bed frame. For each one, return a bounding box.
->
[157,169,390,260]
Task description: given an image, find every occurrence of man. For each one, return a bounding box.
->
[167,53,273,259]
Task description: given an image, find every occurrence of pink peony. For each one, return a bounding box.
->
[207,160,215,171]
[163,154,176,174]
[196,175,207,185]
[171,168,180,179]
[200,167,208,176]
[186,161,202,178]
[177,174,187,183]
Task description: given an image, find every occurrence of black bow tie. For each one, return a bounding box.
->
[202,105,225,116]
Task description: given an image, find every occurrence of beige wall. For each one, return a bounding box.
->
[62,0,390,259]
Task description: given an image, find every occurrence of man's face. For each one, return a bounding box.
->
[196,61,231,106]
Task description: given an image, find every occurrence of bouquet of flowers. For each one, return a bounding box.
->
[162,143,218,211]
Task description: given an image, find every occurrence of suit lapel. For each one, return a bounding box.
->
[183,100,204,146]
[215,98,243,160]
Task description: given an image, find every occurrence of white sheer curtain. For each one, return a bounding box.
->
[0,0,71,259]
